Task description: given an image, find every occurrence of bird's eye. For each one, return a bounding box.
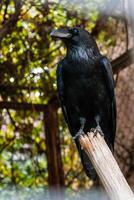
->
[69,28,78,36]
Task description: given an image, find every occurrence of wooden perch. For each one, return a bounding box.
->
[79,132,134,200]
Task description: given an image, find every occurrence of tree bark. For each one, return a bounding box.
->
[79,132,134,200]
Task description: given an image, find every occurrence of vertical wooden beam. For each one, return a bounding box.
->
[44,102,64,189]
[128,0,134,43]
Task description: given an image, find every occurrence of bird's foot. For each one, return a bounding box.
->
[90,125,104,137]
[73,130,85,140]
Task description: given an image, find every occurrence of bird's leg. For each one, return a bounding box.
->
[73,117,86,140]
[90,115,104,137]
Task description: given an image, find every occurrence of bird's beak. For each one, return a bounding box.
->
[50,28,72,39]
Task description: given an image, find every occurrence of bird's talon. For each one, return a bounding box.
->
[73,130,85,140]
[99,131,104,137]
[90,128,104,137]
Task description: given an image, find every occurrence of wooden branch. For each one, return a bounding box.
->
[0,96,58,112]
[112,48,134,74]
[0,101,46,112]
[0,84,43,91]
[79,132,134,200]
[0,0,22,42]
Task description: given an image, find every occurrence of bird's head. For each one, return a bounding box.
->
[50,27,96,49]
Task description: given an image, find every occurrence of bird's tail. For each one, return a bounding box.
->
[75,140,97,180]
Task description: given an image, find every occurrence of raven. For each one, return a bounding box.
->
[50,27,116,179]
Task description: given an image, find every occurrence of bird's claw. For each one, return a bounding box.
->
[73,130,85,140]
[90,127,104,137]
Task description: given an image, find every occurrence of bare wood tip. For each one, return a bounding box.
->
[79,134,93,151]
[78,130,134,200]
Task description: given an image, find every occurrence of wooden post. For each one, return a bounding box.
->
[44,103,64,188]
[128,0,134,43]
[79,132,134,200]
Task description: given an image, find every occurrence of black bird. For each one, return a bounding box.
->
[50,27,116,179]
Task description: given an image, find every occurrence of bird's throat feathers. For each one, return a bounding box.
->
[66,45,100,63]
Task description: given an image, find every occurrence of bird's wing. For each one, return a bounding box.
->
[57,62,71,127]
[57,62,65,104]
[99,56,115,100]
[57,62,97,179]
[99,56,116,144]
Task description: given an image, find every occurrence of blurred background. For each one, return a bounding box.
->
[0,0,133,199]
